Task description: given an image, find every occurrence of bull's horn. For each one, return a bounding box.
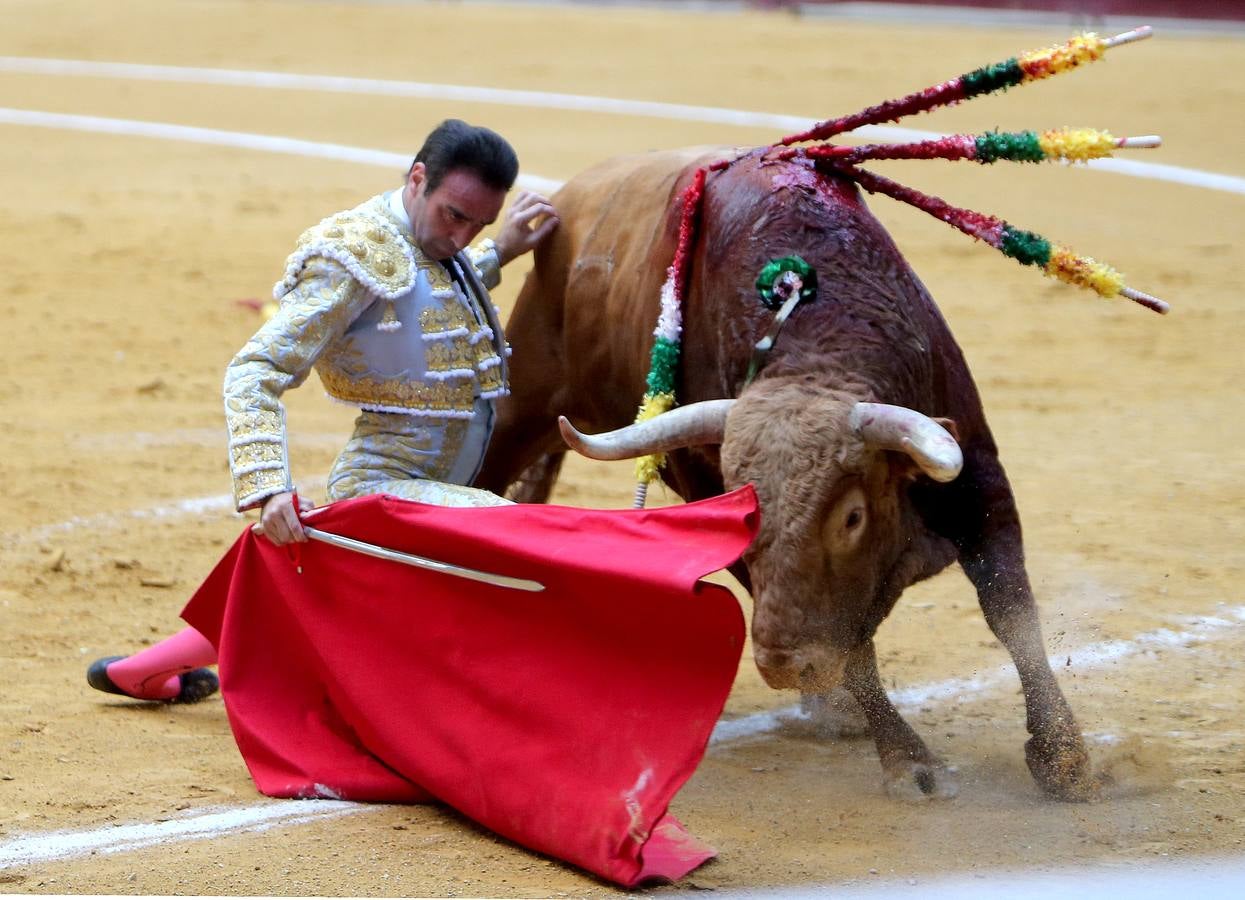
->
[849,402,963,482]
[558,399,735,460]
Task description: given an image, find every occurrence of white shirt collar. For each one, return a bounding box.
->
[387,188,412,234]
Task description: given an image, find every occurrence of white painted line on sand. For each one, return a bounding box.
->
[69,428,346,451]
[0,107,561,195]
[0,104,404,165]
[1084,156,1245,196]
[0,55,864,136]
[1,57,1243,195]
[4,476,328,546]
[0,801,370,870]
[7,491,238,545]
[709,605,1245,746]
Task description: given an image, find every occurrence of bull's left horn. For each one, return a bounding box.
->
[849,402,963,482]
[558,399,735,460]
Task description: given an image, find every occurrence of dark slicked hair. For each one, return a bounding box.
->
[411,119,519,194]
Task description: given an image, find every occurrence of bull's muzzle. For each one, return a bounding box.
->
[754,643,850,693]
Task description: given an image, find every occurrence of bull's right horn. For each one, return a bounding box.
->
[849,402,963,482]
[558,399,735,460]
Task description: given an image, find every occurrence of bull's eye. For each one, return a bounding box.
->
[824,485,869,556]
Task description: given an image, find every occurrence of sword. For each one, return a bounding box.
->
[303,527,545,592]
[252,522,545,592]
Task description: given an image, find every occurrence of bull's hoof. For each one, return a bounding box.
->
[800,688,870,739]
[881,758,960,802]
[1025,732,1100,801]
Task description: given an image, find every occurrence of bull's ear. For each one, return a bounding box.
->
[887,454,924,483]
[933,417,961,443]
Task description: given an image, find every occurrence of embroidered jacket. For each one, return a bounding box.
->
[224,193,509,511]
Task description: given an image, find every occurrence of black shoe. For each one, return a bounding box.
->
[87,656,220,704]
[174,668,220,703]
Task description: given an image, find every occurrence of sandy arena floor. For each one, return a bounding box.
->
[1,0,1244,895]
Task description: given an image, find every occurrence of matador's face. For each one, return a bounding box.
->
[404,164,506,262]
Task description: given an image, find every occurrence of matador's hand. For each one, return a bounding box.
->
[257,490,312,545]
[494,191,559,267]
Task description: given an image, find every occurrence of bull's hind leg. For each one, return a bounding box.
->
[949,453,1098,800]
[843,640,959,801]
[504,451,566,503]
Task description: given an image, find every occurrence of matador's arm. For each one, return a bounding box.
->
[224,258,374,511]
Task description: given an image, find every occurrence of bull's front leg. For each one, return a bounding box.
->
[954,464,1098,800]
[843,640,959,801]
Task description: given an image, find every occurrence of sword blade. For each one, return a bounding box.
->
[302,526,545,592]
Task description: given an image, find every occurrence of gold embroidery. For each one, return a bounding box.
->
[318,367,476,415]
[465,238,501,290]
[230,441,284,470]
[227,257,373,512]
[318,340,370,379]
[278,198,415,300]
[424,337,477,374]
[425,418,469,482]
[274,274,363,348]
[235,468,290,509]
[382,480,510,508]
[415,270,507,394]
[417,258,455,295]
[329,474,508,508]
[273,197,507,419]
[227,409,283,440]
[378,300,400,331]
[324,414,479,501]
[477,359,505,395]
[419,301,468,338]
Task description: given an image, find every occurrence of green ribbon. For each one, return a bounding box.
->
[975,130,1045,164]
[644,337,681,396]
[961,58,1025,97]
[999,226,1052,267]
[755,256,818,310]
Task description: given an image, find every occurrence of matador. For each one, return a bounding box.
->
[88,119,559,702]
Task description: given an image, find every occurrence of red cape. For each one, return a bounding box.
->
[182,487,758,887]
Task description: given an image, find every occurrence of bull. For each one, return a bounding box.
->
[477,146,1097,801]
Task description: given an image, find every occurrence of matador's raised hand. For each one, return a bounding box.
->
[494,191,559,267]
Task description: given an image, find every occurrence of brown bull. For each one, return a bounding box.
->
[477,147,1096,801]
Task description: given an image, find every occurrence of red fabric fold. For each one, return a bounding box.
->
[182,487,758,887]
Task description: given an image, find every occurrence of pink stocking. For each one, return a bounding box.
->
[105,626,218,700]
